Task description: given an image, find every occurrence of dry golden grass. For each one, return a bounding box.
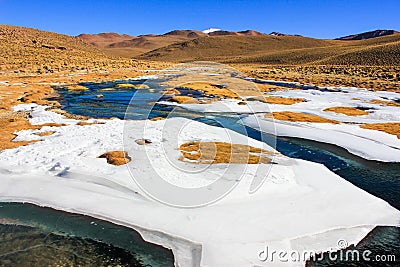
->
[35,131,55,137]
[66,85,89,92]
[0,25,171,76]
[241,65,400,93]
[169,96,200,104]
[179,141,272,164]
[76,121,106,126]
[150,117,165,121]
[0,113,65,150]
[98,151,131,166]
[263,96,305,105]
[180,82,240,99]
[0,24,109,75]
[360,123,400,139]
[0,116,35,150]
[0,83,55,113]
[115,83,150,89]
[323,107,369,116]
[369,99,400,107]
[256,84,291,92]
[268,111,339,123]
[163,88,181,95]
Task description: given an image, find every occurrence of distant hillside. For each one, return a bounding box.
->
[318,35,400,65]
[78,30,205,57]
[208,30,265,36]
[77,32,135,48]
[163,30,206,38]
[0,25,135,75]
[137,32,400,66]
[336,29,399,40]
[137,35,335,62]
[3,24,399,75]
[77,29,268,57]
[225,33,400,66]
[269,32,300,37]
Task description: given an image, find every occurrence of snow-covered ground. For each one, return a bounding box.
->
[160,85,400,162]
[0,104,399,266]
[243,115,400,162]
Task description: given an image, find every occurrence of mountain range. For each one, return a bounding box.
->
[76,29,272,57]
[76,29,400,61]
[1,24,399,75]
[336,29,399,40]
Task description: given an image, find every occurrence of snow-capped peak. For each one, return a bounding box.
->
[202,28,222,34]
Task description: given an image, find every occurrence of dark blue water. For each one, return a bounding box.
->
[1,79,398,266]
[0,202,174,266]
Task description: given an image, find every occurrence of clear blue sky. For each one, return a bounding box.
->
[0,0,399,39]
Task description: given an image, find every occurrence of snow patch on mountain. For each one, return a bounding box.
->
[202,28,222,34]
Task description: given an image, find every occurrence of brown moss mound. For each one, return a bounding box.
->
[268,111,339,123]
[360,123,400,139]
[180,82,240,99]
[76,121,106,126]
[163,88,181,95]
[257,84,289,92]
[115,83,150,89]
[179,142,272,164]
[369,99,400,107]
[323,106,369,116]
[35,131,55,137]
[263,96,305,105]
[65,85,88,92]
[98,151,131,166]
[169,96,200,104]
[150,117,165,121]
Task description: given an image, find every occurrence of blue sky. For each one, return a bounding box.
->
[0,0,399,39]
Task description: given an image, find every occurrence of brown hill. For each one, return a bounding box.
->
[238,30,265,36]
[208,30,265,36]
[233,33,400,66]
[336,29,399,40]
[79,29,267,57]
[77,32,135,47]
[81,30,206,57]
[0,25,146,75]
[208,30,239,36]
[137,32,400,66]
[104,35,203,57]
[163,30,206,38]
[137,35,335,62]
[269,32,299,36]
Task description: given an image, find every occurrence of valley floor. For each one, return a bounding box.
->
[0,64,399,266]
